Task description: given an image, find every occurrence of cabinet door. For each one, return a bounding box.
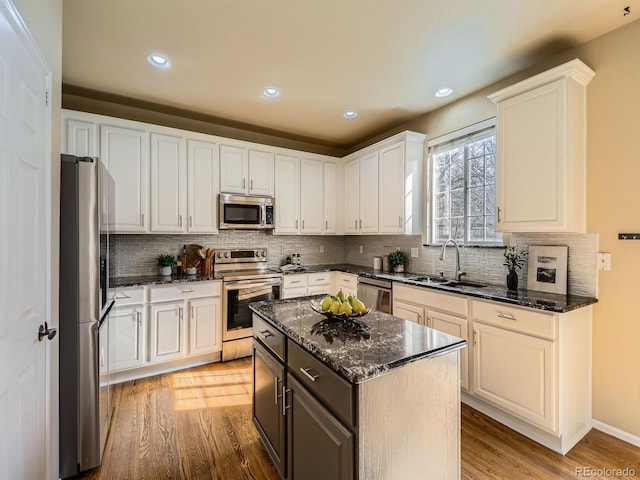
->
[220,144,248,194]
[274,155,300,234]
[189,297,221,355]
[64,118,97,156]
[472,322,556,432]
[392,300,425,326]
[428,310,469,391]
[150,133,187,232]
[379,141,404,233]
[323,162,337,234]
[496,78,568,232]
[253,342,286,477]
[300,158,323,234]
[101,125,149,232]
[109,304,145,371]
[149,302,186,363]
[281,287,308,299]
[359,152,379,233]
[343,159,359,234]
[248,150,275,196]
[187,140,219,233]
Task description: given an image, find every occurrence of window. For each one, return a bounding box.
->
[427,119,502,245]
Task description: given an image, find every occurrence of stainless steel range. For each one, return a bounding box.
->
[216,248,282,361]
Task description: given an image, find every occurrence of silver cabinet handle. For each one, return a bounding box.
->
[302,219,305,229]
[189,215,193,228]
[141,213,144,227]
[136,311,141,327]
[398,216,402,227]
[179,307,183,322]
[181,289,195,294]
[179,215,183,227]
[191,305,195,319]
[251,179,254,191]
[114,293,131,299]
[290,280,301,284]
[325,220,328,229]
[243,178,246,189]
[299,367,319,382]
[497,311,517,321]
[295,219,299,229]
[282,386,291,416]
[259,329,273,338]
[359,219,362,229]
[473,329,478,346]
[497,207,502,222]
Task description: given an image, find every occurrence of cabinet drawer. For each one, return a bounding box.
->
[335,273,357,289]
[287,340,355,428]
[307,272,331,286]
[283,274,307,289]
[253,314,285,362]
[394,283,468,317]
[148,281,221,303]
[471,300,556,340]
[112,286,145,306]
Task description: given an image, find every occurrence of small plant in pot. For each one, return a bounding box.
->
[503,246,527,291]
[389,249,409,273]
[156,254,175,276]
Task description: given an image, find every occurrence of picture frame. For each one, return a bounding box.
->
[527,245,568,295]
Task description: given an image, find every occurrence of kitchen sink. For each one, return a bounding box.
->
[407,275,488,289]
[407,275,450,284]
[445,280,487,288]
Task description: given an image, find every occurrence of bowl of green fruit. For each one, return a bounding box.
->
[310,290,371,320]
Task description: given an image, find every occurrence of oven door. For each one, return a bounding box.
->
[223,278,280,341]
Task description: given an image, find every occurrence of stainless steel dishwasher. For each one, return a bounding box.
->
[357,276,392,314]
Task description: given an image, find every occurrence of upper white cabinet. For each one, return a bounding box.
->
[150,133,187,233]
[64,118,97,157]
[275,154,340,235]
[100,124,150,232]
[343,131,425,235]
[220,145,274,196]
[187,140,219,233]
[488,59,595,233]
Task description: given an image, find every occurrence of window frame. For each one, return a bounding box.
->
[424,118,503,246]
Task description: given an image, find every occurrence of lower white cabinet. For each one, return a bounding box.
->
[109,304,145,371]
[149,301,186,363]
[393,300,426,326]
[334,272,358,298]
[189,296,222,355]
[427,310,469,391]
[281,272,332,299]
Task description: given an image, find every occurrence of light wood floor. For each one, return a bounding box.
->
[78,358,640,480]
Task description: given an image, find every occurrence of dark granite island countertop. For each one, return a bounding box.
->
[249,296,467,384]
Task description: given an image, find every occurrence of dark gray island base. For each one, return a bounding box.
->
[249,297,467,480]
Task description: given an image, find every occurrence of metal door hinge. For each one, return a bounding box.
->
[45,90,50,106]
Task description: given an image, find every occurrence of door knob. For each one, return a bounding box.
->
[38,322,57,342]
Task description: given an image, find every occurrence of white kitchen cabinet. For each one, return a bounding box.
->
[306,272,332,296]
[300,158,324,234]
[488,59,595,233]
[149,301,186,363]
[63,117,97,157]
[189,296,222,355]
[393,283,469,391]
[472,321,554,431]
[335,272,358,298]
[274,154,300,234]
[150,133,187,233]
[100,124,150,232]
[378,141,404,234]
[282,272,333,299]
[220,145,274,196]
[323,161,338,234]
[187,139,219,233]
[109,304,145,371]
[342,152,378,234]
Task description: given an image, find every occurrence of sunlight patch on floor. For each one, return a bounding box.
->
[170,366,253,410]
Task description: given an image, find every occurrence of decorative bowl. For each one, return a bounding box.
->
[309,300,371,320]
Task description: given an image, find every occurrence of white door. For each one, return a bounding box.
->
[187,139,219,233]
[150,133,186,232]
[0,2,51,478]
[248,150,274,196]
[274,155,300,234]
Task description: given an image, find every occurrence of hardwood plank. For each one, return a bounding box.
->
[77,359,640,480]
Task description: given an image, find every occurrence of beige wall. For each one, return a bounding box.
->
[385,19,640,439]
[11,0,63,477]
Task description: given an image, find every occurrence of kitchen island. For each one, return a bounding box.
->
[249,297,467,480]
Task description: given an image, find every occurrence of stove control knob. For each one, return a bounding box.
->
[224,252,229,258]
[261,251,266,257]
[217,252,223,258]
[254,251,259,257]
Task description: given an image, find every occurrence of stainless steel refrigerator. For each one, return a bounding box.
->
[59,154,115,478]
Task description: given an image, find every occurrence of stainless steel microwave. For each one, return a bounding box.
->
[219,193,275,229]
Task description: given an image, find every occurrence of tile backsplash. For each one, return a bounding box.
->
[112,231,597,297]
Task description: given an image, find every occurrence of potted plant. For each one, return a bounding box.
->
[503,246,527,291]
[388,249,409,273]
[156,254,175,276]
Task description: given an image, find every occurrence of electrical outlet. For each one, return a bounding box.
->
[359,245,364,254]
[319,245,325,253]
[597,252,611,271]
[411,248,419,258]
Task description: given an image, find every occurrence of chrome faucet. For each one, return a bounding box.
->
[439,239,466,282]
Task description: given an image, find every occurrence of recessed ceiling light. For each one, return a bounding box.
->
[262,87,280,98]
[435,88,453,98]
[343,110,358,119]
[146,53,171,69]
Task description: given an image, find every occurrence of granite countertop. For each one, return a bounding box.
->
[110,274,222,288]
[249,297,467,384]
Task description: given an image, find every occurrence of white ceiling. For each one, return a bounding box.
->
[62,0,634,148]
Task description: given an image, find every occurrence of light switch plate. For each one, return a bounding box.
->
[411,248,419,258]
[597,252,611,271]
[359,245,364,254]
[319,245,325,253]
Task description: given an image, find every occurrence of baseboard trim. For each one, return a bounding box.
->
[592,419,640,448]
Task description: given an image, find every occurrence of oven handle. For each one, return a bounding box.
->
[223,278,281,289]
